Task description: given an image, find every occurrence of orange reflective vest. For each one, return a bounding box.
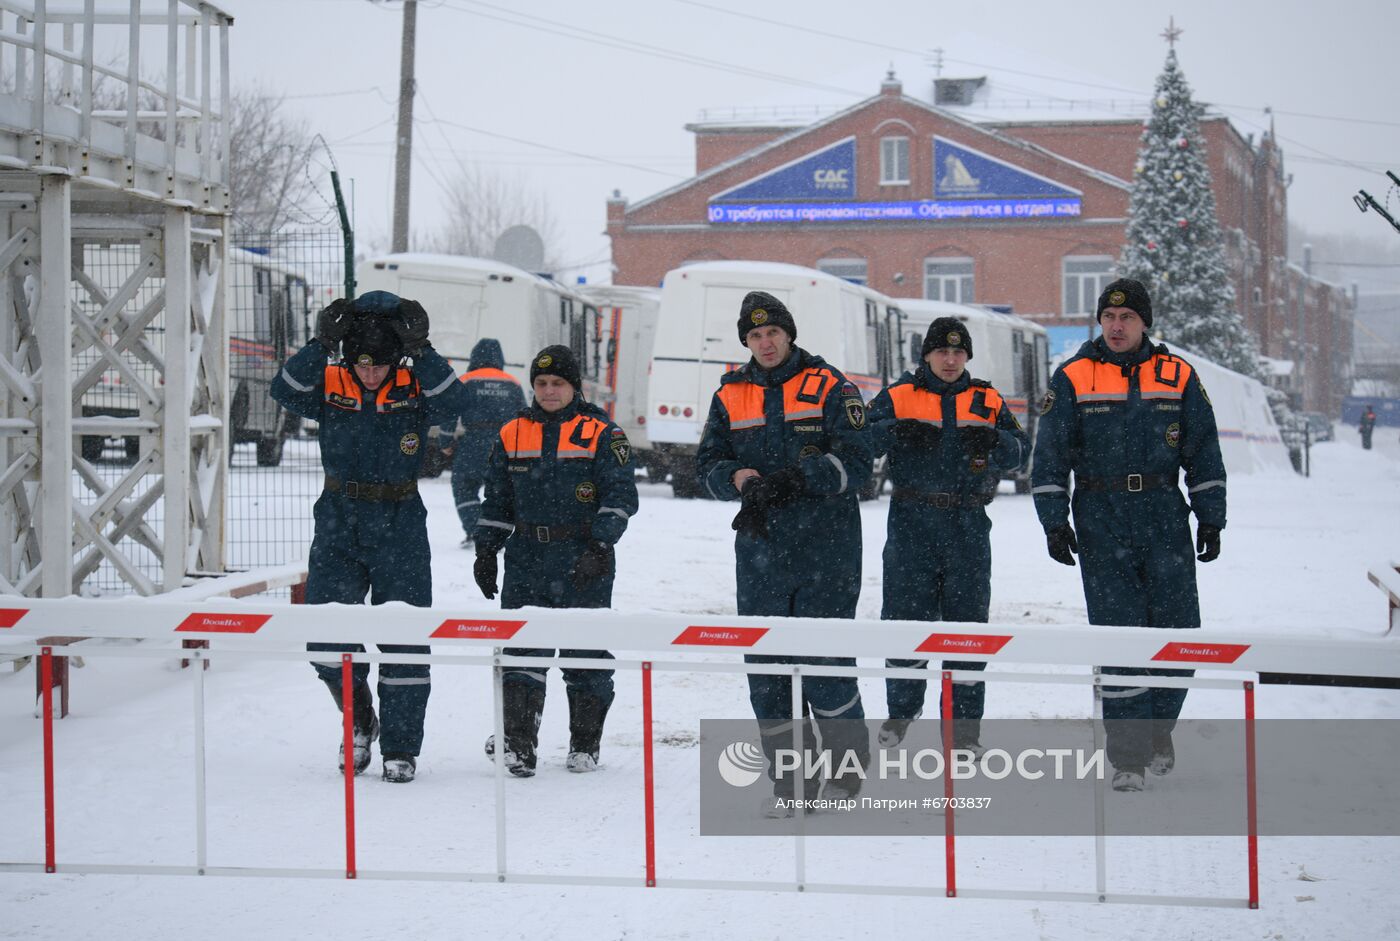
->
[886,381,1003,427]
[716,366,841,430]
[323,365,420,412]
[1061,352,1192,404]
[499,412,608,460]
[460,366,520,386]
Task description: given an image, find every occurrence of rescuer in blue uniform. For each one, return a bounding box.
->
[449,338,525,546]
[696,291,874,815]
[1031,279,1226,793]
[271,291,469,784]
[473,345,638,777]
[868,317,1029,753]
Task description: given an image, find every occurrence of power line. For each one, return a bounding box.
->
[417,115,687,179]
[434,0,868,99]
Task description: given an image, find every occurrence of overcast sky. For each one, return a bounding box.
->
[221,0,1398,285]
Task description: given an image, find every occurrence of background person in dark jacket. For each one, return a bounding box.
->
[474,345,639,777]
[450,338,526,546]
[696,291,873,815]
[1031,279,1226,794]
[867,317,1028,753]
[271,291,469,784]
[1359,404,1377,450]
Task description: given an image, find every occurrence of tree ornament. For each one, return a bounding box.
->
[1178,137,1189,149]
[1178,219,1189,228]
[1173,170,1184,181]
[1156,96,1167,108]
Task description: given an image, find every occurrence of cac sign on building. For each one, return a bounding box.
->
[707,135,1082,225]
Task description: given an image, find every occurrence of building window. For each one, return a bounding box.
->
[1062,256,1116,315]
[817,258,868,285]
[880,137,909,185]
[924,258,974,303]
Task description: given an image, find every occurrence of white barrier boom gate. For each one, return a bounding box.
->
[2,584,1399,909]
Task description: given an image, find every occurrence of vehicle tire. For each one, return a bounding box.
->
[642,452,669,483]
[80,436,103,462]
[256,434,285,467]
[124,436,141,463]
[1014,476,1031,494]
[230,384,253,445]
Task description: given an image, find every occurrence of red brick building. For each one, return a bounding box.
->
[606,74,1352,412]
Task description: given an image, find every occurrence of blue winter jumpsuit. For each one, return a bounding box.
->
[868,365,1029,739]
[271,338,468,758]
[1031,337,1226,772]
[696,347,873,797]
[450,339,525,540]
[475,394,639,731]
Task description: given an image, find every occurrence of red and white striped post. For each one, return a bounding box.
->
[942,670,956,898]
[341,654,357,879]
[642,661,656,887]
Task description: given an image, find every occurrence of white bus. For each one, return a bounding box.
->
[576,284,662,477]
[645,260,906,498]
[356,253,609,475]
[897,299,1049,492]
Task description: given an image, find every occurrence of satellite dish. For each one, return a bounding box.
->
[493,225,545,272]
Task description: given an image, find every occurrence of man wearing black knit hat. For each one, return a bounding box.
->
[474,344,638,777]
[868,316,1028,754]
[271,291,468,784]
[697,289,874,816]
[1031,277,1227,793]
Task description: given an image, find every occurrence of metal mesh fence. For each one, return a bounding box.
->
[72,228,344,596]
[224,229,344,589]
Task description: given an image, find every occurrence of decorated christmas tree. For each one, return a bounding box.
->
[1119,49,1261,378]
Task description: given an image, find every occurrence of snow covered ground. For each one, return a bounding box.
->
[2,431,1398,940]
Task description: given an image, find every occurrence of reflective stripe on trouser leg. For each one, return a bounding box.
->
[940,660,987,722]
[884,658,929,721]
[377,644,430,756]
[501,647,552,691]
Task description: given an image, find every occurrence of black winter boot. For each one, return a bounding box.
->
[327,680,378,775]
[565,686,615,773]
[485,684,545,777]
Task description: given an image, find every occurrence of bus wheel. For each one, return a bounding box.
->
[80,436,103,462]
[670,473,703,499]
[1014,476,1031,494]
[256,434,285,467]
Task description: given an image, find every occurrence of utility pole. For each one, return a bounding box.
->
[391,0,418,253]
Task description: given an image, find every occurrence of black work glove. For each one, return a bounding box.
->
[753,466,806,508]
[1195,523,1221,563]
[1046,524,1079,567]
[315,298,354,352]
[392,298,430,355]
[961,425,1000,457]
[893,419,940,448]
[570,540,614,589]
[731,479,770,540]
[474,550,498,600]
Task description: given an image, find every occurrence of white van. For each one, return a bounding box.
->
[356,253,609,474]
[645,261,907,497]
[898,298,1049,491]
[576,283,662,475]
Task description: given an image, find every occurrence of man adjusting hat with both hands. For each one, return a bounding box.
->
[1031,278,1226,794]
[271,291,469,784]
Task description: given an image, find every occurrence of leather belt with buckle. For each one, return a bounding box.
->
[324,477,419,501]
[1074,473,1174,493]
[520,522,592,543]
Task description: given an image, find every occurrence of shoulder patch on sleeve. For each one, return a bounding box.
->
[1039,390,1056,415]
[839,381,860,398]
[608,428,632,466]
[1197,380,1211,405]
[844,397,866,429]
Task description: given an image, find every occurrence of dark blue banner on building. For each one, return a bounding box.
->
[933,137,1080,200]
[712,137,856,202]
[707,197,1081,224]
